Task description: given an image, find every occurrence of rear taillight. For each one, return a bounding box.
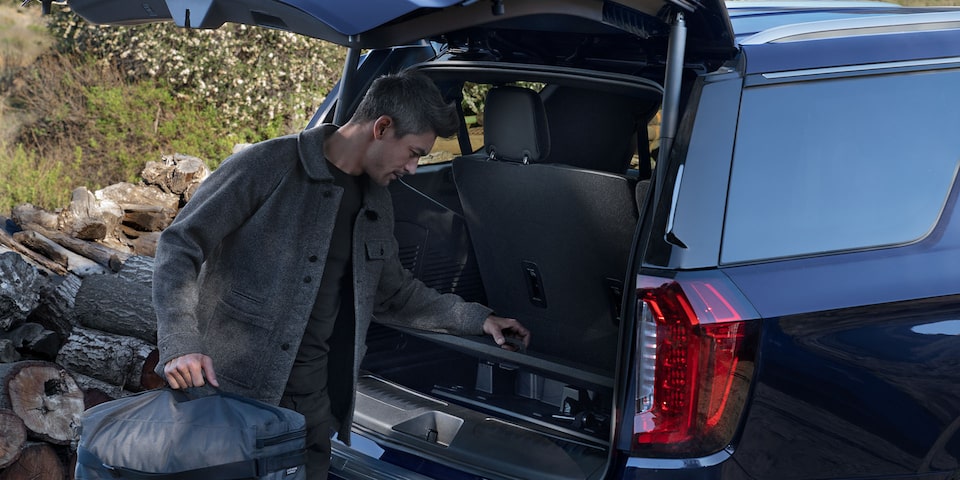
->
[630,272,759,456]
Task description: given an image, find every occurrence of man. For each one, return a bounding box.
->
[153,70,530,479]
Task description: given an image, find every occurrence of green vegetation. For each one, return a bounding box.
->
[83,79,248,183]
[0,0,957,214]
[1,2,344,213]
[0,141,73,210]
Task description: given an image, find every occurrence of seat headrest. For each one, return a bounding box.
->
[540,85,646,173]
[483,86,550,163]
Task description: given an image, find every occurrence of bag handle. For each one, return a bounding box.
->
[170,386,292,424]
[177,384,220,401]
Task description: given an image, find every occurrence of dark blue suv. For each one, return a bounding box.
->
[67,0,960,478]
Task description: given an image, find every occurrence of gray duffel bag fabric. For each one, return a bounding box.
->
[75,388,306,480]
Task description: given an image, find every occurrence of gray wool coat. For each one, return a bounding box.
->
[152,125,492,443]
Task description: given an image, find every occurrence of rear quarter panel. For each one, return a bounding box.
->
[722,186,960,478]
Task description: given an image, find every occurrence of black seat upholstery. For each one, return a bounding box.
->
[540,85,646,173]
[482,85,551,163]
[453,86,639,372]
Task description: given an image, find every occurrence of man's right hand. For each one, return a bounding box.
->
[163,353,220,389]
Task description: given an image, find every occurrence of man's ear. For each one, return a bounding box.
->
[373,116,393,139]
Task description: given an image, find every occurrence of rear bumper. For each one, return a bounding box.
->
[329,435,436,480]
[618,449,746,480]
[331,431,746,480]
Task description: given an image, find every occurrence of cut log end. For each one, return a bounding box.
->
[0,409,28,469]
[0,442,65,480]
[1,362,83,445]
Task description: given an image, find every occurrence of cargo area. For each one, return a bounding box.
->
[354,146,644,478]
[358,322,614,480]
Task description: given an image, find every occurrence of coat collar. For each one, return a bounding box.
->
[298,123,393,215]
[297,124,340,182]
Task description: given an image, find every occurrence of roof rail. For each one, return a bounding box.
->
[727,1,899,9]
[740,10,960,44]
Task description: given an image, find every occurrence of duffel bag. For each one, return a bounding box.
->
[75,387,306,480]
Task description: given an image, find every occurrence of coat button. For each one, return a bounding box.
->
[308,255,318,262]
[304,276,312,283]
[281,343,291,351]
[323,191,332,198]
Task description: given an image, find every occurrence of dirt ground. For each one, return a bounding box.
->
[423,127,483,164]
[0,3,51,144]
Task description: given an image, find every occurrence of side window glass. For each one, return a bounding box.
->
[629,109,660,174]
[723,68,960,263]
[422,82,488,164]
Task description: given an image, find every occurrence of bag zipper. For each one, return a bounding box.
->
[258,429,308,448]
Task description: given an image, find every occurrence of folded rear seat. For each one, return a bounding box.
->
[452,86,639,373]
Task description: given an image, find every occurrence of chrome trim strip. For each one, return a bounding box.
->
[664,163,684,237]
[741,11,960,45]
[761,56,960,79]
[624,447,734,469]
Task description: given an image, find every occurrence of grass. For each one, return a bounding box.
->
[0,142,73,211]
[1,0,959,215]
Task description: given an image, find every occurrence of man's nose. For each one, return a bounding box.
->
[404,158,419,175]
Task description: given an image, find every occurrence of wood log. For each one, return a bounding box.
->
[116,255,154,288]
[82,387,114,411]
[17,223,131,273]
[70,372,130,408]
[121,204,176,232]
[0,323,60,360]
[95,183,179,213]
[141,349,164,391]
[57,187,106,241]
[0,233,64,277]
[0,409,27,469]
[12,231,107,277]
[0,442,64,480]
[27,274,80,344]
[10,231,69,268]
[0,252,44,331]
[94,197,131,254]
[141,153,209,204]
[0,340,19,363]
[74,274,156,344]
[67,451,77,480]
[120,227,159,257]
[9,204,58,232]
[0,361,83,445]
[56,327,159,392]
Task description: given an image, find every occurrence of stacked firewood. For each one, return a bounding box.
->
[0,154,208,479]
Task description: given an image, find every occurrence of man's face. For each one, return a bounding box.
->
[365,120,437,186]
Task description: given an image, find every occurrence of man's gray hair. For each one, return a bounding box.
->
[351,70,459,138]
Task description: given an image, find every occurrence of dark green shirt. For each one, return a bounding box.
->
[285,160,365,395]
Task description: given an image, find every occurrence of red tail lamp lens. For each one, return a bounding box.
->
[633,275,758,455]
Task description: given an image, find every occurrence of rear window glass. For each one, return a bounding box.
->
[722,68,960,263]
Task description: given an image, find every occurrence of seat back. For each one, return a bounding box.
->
[453,86,638,372]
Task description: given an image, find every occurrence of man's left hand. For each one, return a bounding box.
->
[482,315,531,352]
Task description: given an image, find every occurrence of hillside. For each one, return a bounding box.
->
[0,3,50,145]
[0,2,344,215]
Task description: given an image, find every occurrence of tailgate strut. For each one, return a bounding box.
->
[652,11,687,223]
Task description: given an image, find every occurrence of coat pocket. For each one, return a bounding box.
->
[365,239,389,261]
[206,291,275,389]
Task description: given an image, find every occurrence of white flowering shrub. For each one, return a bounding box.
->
[49,9,345,133]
